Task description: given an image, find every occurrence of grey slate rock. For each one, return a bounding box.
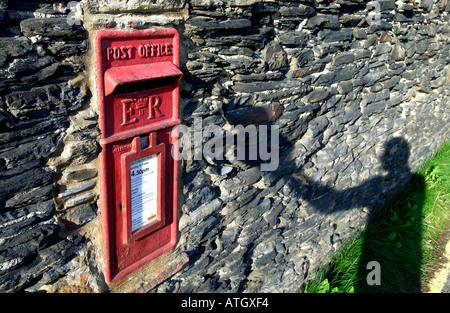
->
[63,203,97,227]
[4,184,53,209]
[279,5,315,17]
[419,0,434,12]
[362,100,386,117]
[0,222,59,262]
[306,15,339,29]
[333,52,355,66]
[64,191,96,209]
[262,41,288,70]
[352,28,367,39]
[318,29,353,43]
[61,167,98,184]
[367,21,393,34]
[277,31,308,47]
[0,199,54,230]
[0,116,69,146]
[0,37,33,67]
[20,17,86,38]
[305,89,330,103]
[309,116,329,138]
[58,180,96,199]
[186,17,252,32]
[0,166,54,197]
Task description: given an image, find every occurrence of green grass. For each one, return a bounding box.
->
[303,140,450,293]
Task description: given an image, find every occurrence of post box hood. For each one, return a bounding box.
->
[104,61,183,96]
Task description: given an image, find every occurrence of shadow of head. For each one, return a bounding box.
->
[285,136,414,215]
[381,137,411,177]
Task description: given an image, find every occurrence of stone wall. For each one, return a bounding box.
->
[0,0,449,292]
[0,1,102,292]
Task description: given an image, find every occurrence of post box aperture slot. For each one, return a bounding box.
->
[110,77,180,96]
[104,61,182,96]
[121,133,166,244]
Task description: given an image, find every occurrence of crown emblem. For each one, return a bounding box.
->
[134,96,148,109]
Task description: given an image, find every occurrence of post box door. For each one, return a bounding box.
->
[110,129,175,273]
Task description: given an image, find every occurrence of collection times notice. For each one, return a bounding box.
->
[130,154,158,233]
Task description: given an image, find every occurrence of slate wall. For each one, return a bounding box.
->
[0,0,449,292]
[0,1,102,292]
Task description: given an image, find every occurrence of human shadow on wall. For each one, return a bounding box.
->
[220,103,424,292]
[291,137,424,292]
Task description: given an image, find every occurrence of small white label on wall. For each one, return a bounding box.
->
[130,154,158,233]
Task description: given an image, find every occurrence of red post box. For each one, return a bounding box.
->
[94,28,182,283]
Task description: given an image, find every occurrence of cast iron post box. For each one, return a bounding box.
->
[95,28,182,283]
